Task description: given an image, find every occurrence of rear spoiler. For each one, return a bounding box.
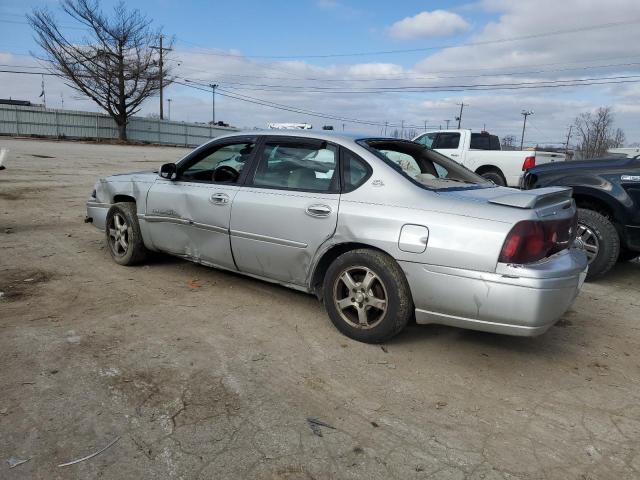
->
[488,186,573,210]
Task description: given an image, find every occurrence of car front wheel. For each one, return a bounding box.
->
[323,249,413,343]
[105,202,148,266]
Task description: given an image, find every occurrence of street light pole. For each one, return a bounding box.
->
[167,98,172,121]
[520,110,534,150]
[209,84,218,124]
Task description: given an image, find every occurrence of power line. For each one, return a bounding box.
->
[172,19,640,59]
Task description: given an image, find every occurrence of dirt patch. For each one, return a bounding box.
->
[0,269,52,301]
[0,186,51,200]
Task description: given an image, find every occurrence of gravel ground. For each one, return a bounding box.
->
[1,137,639,480]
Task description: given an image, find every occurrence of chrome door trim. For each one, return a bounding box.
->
[230,229,308,249]
[139,214,227,234]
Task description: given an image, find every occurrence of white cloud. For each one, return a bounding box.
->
[388,10,470,40]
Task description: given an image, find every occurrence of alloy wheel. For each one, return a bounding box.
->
[108,212,130,257]
[333,266,388,329]
[576,223,599,263]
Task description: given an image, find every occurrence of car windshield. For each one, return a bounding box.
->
[359,139,491,189]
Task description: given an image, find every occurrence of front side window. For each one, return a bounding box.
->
[180,141,255,183]
[433,132,460,149]
[415,133,437,148]
[252,141,338,192]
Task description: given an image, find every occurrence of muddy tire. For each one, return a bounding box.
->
[323,249,413,343]
[577,208,619,280]
[105,202,148,266]
[479,169,506,186]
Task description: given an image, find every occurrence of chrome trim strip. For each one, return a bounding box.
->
[141,215,191,226]
[138,214,228,234]
[230,229,308,249]
[192,221,227,235]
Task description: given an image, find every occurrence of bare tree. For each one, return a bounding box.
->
[28,0,172,140]
[574,107,625,159]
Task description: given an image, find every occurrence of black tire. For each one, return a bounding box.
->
[618,247,639,263]
[105,202,148,266]
[577,208,619,280]
[479,169,506,186]
[322,249,413,343]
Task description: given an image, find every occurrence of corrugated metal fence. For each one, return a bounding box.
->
[0,104,238,147]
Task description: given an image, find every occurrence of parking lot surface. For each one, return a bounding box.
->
[1,138,639,479]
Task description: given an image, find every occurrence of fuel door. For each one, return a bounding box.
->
[398,224,429,253]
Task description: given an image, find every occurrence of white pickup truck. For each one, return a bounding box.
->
[413,129,565,187]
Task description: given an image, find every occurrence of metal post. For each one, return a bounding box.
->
[55,109,59,138]
[520,110,534,150]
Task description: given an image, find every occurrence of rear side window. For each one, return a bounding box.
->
[342,148,371,192]
[252,141,338,192]
[433,132,460,149]
[470,133,500,150]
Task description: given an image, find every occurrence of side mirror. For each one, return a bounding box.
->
[159,163,177,180]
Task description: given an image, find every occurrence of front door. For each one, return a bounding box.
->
[229,137,340,286]
[145,137,257,270]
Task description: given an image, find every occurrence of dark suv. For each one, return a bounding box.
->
[521,155,640,279]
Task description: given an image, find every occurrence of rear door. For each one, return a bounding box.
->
[145,136,257,270]
[229,137,340,286]
[432,131,463,161]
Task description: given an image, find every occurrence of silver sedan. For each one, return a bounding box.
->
[86,131,587,343]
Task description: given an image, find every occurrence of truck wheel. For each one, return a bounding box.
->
[617,247,639,263]
[323,249,413,344]
[576,208,619,280]
[479,169,506,186]
[105,202,148,266]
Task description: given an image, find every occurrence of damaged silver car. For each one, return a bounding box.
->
[86,131,587,343]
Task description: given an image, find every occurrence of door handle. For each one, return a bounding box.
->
[306,204,332,218]
[209,192,229,205]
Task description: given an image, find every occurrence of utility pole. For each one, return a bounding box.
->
[564,125,573,154]
[456,102,466,129]
[151,35,172,120]
[209,84,218,124]
[424,120,427,132]
[167,98,172,121]
[384,121,388,136]
[520,110,534,150]
[401,120,405,138]
[445,119,450,130]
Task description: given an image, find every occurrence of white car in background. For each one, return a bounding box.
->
[413,129,565,187]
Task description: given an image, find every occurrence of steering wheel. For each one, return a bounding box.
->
[212,165,240,183]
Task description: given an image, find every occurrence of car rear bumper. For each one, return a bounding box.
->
[86,201,110,231]
[400,248,588,336]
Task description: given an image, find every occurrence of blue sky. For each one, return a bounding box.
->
[2,0,640,144]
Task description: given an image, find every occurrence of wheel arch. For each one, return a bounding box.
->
[309,242,393,298]
[113,194,136,204]
[475,165,506,181]
[572,187,627,224]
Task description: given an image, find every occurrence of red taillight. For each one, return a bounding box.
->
[522,156,536,171]
[499,216,577,264]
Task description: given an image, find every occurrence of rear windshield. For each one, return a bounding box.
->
[359,139,491,190]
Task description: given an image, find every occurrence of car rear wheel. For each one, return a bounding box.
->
[105,202,148,266]
[479,169,506,186]
[576,208,619,280]
[323,249,413,343]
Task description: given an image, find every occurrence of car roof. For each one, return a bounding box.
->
[217,129,387,144]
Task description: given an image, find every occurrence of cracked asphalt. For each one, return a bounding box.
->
[1,138,639,479]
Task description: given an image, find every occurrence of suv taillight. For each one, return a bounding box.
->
[499,216,577,264]
[522,156,536,171]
